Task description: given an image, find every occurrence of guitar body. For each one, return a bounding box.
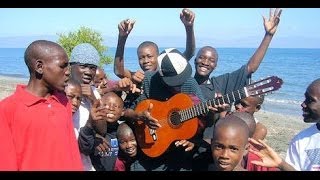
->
[134,75,284,158]
[135,93,198,158]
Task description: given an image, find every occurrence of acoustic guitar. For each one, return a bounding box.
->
[134,76,283,158]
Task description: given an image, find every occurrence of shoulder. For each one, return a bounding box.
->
[0,96,16,119]
[0,86,26,124]
[54,90,69,106]
[290,124,318,144]
[144,71,160,87]
[1,84,25,102]
[181,77,202,92]
[188,94,201,105]
[0,86,22,111]
[145,71,158,79]
[184,77,199,86]
[0,95,16,107]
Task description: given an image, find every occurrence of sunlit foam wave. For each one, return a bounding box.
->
[264,98,301,105]
[261,98,302,116]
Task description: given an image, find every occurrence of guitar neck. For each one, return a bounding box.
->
[179,87,248,122]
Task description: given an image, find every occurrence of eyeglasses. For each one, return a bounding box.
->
[69,62,97,70]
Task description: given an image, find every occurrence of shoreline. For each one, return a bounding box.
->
[0,74,301,117]
[254,110,310,158]
[0,74,310,158]
[0,75,28,100]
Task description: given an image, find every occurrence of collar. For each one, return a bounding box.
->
[15,85,63,107]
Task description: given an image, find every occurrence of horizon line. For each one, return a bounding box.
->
[1,47,320,49]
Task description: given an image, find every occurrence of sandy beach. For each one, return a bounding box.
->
[254,111,309,158]
[0,75,311,158]
[0,75,28,100]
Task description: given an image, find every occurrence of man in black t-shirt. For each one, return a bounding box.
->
[191,8,282,171]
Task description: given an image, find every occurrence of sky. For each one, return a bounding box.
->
[0,8,320,48]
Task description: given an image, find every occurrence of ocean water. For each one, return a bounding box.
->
[1,47,319,117]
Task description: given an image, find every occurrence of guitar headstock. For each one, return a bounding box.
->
[246,76,283,97]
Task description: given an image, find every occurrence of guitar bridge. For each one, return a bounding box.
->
[149,129,157,141]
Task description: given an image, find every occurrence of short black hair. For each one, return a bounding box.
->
[137,41,159,55]
[196,46,218,59]
[66,76,81,88]
[116,122,134,139]
[213,115,250,143]
[230,112,256,138]
[24,40,63,74]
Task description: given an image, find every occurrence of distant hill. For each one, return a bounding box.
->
[0,35,58,48]
[0,35,320,49]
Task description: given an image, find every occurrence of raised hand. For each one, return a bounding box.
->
[132,70,145,84]
[175,139,195,151]
[208,93,230,113]
[180,8,195,27]
[249,138,283,168]
[118,77,132,90]
[80,84,96,103]
[81,84,94,97]
[140,102,161,129]
[263,8,282,36]
[95,134,111,156]
[118,77,141,94]
[118,19,136,37]
[90,100,107,121]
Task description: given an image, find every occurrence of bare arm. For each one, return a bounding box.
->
[180,8,196,61]
[114,19,136,79]
[247,8,282,74]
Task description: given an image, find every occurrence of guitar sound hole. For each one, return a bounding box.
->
[170,111,181,126]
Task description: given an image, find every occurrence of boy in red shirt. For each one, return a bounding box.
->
[0,40,83,171]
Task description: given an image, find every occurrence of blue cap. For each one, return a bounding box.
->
[70,43,100,66]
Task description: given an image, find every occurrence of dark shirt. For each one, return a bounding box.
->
[201,65,250,139]
[191,65,250,170]
[130,71,205,171]
[130,71,205,109]
[78,124,119,171]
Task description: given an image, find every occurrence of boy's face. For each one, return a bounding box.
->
[118,131,137,158]
[211,127,248,171]
[42,49,70,92]
[65,84,82,114]
[100,94,124,124]
[301,85,320,123]
[138,46,158,72]
[93,68,108,88]
[235,97,260,115]
[195,48,218,77]
[71,63,97,84]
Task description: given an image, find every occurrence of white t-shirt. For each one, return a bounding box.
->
[73,86,101,171]
[285,124,320,171]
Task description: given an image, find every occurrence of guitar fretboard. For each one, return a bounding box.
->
[179,88,247,122]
